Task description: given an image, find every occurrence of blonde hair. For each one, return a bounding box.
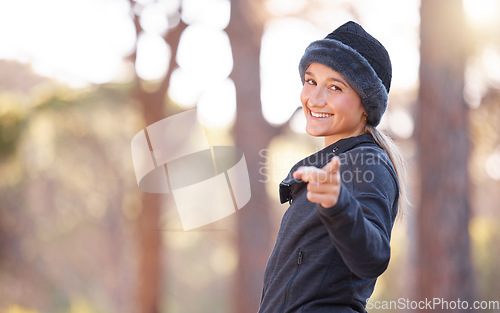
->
[365,125,409,217]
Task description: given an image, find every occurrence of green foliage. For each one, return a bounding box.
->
[0,111,25,158]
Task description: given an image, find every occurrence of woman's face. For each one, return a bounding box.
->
[300,63,366,147]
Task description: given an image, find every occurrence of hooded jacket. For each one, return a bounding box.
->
[258,134,399,313]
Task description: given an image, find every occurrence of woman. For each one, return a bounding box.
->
[258,21,407,313]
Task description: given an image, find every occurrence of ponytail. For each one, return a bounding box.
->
[365,125,409,217]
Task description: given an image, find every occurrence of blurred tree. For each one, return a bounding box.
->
[0,83,141,312]
[226,0,276,312]
[128,1,187,312]
[470,88,500,310]
[416,0,475,311]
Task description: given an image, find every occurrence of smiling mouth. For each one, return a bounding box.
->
[310,110,333,118]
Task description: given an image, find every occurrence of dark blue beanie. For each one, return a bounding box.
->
[299,21,392,127]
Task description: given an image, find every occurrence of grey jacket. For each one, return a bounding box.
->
[259,134,399,313]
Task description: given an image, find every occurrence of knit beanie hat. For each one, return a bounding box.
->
[299,21,392,126]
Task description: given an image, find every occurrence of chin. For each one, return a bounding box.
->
[305,127,327,138]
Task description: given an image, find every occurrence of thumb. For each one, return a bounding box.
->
[322,156,340,174]
[292,166,304,179]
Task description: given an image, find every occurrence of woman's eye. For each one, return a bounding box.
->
[330,85,342,92]
[305,79,316,85]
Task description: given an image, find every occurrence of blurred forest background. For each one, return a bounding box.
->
[1,0,500,312]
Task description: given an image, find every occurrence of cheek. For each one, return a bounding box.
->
[333,101,351,115]
[335,96,363,117]
[300,88,308,106]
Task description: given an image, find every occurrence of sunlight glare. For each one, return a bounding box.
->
[265,0,307,16]
[465,56,488,108]
[135,32,171,81]
[140,2,169,35]
[260,18,323,126]
[177,25,233,81]
[358,0,420,90]
[168,68,202,108]
[388,109,414,139]
[463,0,500,28]
[481,46,500,87]
[197,78,236,128]
[289,109,307,134]
[134,0,155,5]
[182,0,230,30]
[485,149,500,181]
[164,0,181,16]
[0,0,136,85]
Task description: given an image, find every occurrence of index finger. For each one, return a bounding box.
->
[293,166,329,183]
[322,156,341,174]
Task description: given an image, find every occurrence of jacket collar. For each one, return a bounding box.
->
[279,134,376,204]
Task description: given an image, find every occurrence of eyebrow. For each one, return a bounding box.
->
[304,71,349,88]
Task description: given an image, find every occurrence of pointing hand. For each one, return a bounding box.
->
[293,156,341,208]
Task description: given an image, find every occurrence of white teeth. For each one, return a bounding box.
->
[311,111,332,118]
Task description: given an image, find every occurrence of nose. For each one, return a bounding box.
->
[307,86,327,108]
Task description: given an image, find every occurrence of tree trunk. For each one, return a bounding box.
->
[416,0,475,311]
[226,1,275,312]
[130,3,187,312]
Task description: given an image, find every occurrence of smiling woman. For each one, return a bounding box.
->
[301,63,366,146]
[258,21,408,313]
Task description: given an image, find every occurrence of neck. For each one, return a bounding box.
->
[324,129,366,147]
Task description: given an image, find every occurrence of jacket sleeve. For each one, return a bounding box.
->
[316,148,399,279]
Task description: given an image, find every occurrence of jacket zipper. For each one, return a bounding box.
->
[279,249,303,313]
